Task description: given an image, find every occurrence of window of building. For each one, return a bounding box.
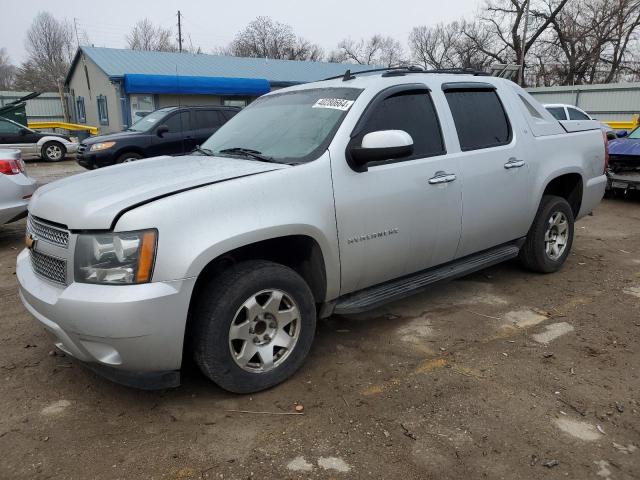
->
[546,107,567,121]
[76,96,86,123]
[97,95,109,125]
[567,107,590,120]
[445,89,511,151]
[223,98,250,108]
[352,90,445,164]
[519,95,543,119]
[192,109,225,129]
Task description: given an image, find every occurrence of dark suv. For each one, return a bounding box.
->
[77,105,239,169]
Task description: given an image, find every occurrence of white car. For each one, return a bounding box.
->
[0,149,36,225]
[544,103,616,139]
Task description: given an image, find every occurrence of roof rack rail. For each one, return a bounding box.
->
[323,66,489,82]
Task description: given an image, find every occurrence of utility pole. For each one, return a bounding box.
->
[177,11,183,53]
[518,0,531,86]
[73,18,80,49]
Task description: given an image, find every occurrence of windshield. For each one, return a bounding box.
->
[628,127,640,139]
[128,108,174,132]
[201,87,362,163]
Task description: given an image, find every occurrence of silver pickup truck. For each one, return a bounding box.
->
[17,69,607,393]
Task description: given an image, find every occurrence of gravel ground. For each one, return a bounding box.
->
[1,161,638,479]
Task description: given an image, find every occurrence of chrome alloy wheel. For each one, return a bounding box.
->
[544,211,569,260]
[45,144,63,160]
[228,289,301,373]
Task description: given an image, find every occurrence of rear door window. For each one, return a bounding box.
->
[444,89,511,151]
[567,107,590,120]
[546,107,567,120]
[353,90,445,163]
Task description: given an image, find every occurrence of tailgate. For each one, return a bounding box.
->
[558,119,602,133]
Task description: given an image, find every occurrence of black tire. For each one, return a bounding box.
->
[115,152,143,164]
[41,141,66,162]
[519,195,574,273]
[192,260,316,393]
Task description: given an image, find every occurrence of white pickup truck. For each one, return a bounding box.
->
[17,68,607,393]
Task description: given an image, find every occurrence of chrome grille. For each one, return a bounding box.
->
[28,216,69,248]
[78,143,87,154]
[30,250,67,285]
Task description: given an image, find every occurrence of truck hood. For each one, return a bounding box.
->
[608,138,640,156]
[29,155,288,229]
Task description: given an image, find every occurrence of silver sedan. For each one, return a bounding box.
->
[0,149,37,225]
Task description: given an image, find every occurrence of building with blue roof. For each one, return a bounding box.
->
[65,46,371,133]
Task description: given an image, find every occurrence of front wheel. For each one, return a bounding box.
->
[41,141,66,162]
[519,195,575,273]
[115,152,143,164]
[192,260,316,393]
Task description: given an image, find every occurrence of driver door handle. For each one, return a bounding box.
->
[428,171,457,184]
[504,158,525,169]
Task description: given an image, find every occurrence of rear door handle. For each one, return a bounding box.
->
[428,171,457,184]
[504,158,525,169]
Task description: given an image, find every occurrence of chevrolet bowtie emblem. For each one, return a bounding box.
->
[25,233,37,250]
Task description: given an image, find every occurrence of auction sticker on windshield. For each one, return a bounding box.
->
[312,98,355,111]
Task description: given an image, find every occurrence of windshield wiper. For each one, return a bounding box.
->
[192,146,215,156]
[218,147,276,163]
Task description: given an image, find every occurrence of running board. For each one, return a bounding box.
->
[333,243,520,315]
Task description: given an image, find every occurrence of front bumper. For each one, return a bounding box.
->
[76,149,116,169]
[16,249,196,389]
[65,142,79,155]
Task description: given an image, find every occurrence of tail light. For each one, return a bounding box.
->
[0,158,25,175]
[602,130,609,173]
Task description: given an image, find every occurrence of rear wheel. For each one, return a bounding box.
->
[192,260,316,393]
[115,152,143,164]
[41,141,66,162]
[519,195,574,273]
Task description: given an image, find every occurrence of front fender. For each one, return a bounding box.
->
[113,155,341,301]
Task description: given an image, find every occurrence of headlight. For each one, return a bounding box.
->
[74,230,157,284]
[89,141,116,152]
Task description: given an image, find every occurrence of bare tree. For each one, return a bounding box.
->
[463,0,570,84]
[331,35,405,66]
[409,21,494,70]
[127,18,177,52]
[13,12,73,92]
[229,17,324,61]
[0,48,16,90]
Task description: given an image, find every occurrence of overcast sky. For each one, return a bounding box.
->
[2,0,481,63]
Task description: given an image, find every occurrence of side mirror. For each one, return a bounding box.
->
[349,130,414,170]
[156,125,169,137]
[616,130,628,138]
[19,128,29,136]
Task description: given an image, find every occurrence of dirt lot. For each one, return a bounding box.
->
[1,160,639,479]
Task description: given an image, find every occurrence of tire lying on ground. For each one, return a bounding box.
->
[192,260,317,393]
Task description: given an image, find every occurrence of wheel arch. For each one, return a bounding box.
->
[182,233,329,360]
[540,171,583,218]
